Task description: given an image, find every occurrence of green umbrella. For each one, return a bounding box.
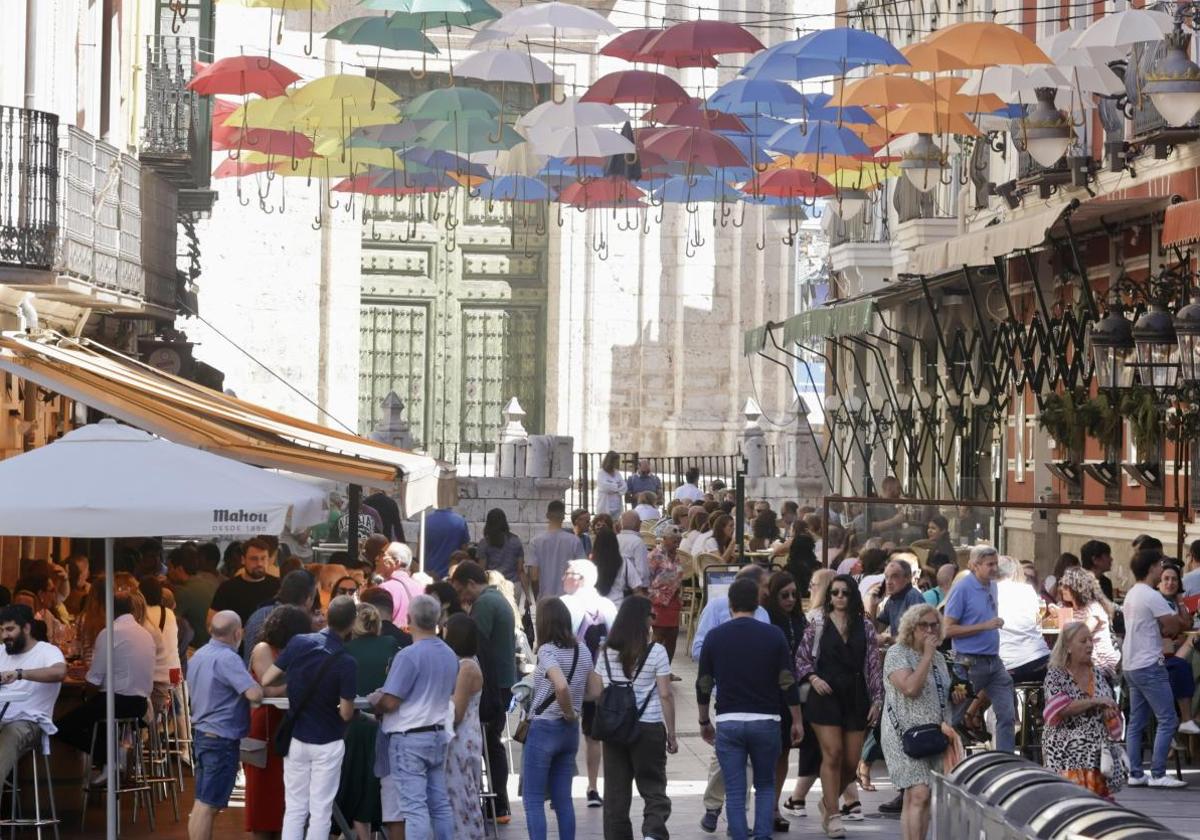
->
[325,16,440,52]
[415,116,521,154]
[366,0,500,29]
[405,87,502,120]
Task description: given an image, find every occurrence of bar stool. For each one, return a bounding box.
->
[170,680,194,779]
[79,717,153,832]
[0,732,58,840]
[142,707,180,820]
[1014,682,1045,762]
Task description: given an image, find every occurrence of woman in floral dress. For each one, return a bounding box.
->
[1042,621,1127,799]
[646,525,685,664]
[444,613,486,840]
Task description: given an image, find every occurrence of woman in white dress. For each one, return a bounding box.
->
[594,450,627,518]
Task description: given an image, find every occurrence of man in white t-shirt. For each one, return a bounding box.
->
[0,604,66,783]
[617,511,651,584]
[672,467,705,504]
[995,556,1051,683]
[1122,548,1189,788]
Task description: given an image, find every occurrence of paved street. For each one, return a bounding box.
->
[42,654,1200,839]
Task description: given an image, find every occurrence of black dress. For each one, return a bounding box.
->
[772,610,821,776]
[803,616,871,731]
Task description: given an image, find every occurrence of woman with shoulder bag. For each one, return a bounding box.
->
[584,595,676,840]
[1042,621,1127,799]
[522,597,594,840]
[881,603,959,840]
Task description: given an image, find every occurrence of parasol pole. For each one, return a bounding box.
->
[419,509,427,574]
[105,536,116,840]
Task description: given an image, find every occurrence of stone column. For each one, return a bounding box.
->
[497,397,529,478]
[369,391,414,450]
[742,397,766,480]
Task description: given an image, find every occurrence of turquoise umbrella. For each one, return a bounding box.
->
[415,116,521,154]
[406,87,502,120]
[368,0,500,29]
[325,16,440,52]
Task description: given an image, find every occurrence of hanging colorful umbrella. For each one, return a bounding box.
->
[581,70,690,106]
[741,42,846,82]
[642,126,749,169]
[397,147,489,176]
[470,1,618,47]
[516,97,629,135]
[636,20,764,66]
[371,169,460,193]
[765,121,873,157]
[653,175,743,203]
[1071,8,1173,49]
[292,74,401,105]
[752,28,906,80]
[453,49,554,84]
[558,177,644,209]
[878,43,972,74]
[187,55,300,98]
[491,142,548,176]
[346,122,427,149]
[324,16,439,52]
[707,78,808,118]
[642,100,747,132]
[405,87,502,119]
[223,95,306,130]
[479,175,553,201]
[212,157,276,178]
[299,100,403,130]
[529,125,636,158]
[887,104,983,136]
[743,168,835,198]
[415,117,522,154]
[838,76,937,107]
[213,126,315,157]
[924,22,1052,68]
[366,0,499,28]
[539,158,605,187]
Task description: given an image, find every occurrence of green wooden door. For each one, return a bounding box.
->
[358,72,549,456]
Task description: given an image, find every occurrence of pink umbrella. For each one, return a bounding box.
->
[637,20,764,66]
[581,70,691,106]
[642,99,748,132]
[642,126,748,169]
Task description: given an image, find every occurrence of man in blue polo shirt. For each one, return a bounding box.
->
[263,595,358,840]
[186,611,263,840]
[943,545,1015,753]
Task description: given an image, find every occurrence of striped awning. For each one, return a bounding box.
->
[1162,199,1200,248]
[744,299,876,356]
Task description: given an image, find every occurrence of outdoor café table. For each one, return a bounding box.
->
[261,695,377,837]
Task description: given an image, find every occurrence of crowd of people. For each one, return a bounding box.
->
[0,457,1197,840]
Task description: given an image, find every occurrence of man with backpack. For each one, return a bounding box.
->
[698,577,803,840]
[560,558,617,808]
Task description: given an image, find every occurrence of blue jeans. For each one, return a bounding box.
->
[1126,664,1179,778]
[522,718,580,840]
[966,654,1016,753]
[385,730,453,840]
[715,719,780,840]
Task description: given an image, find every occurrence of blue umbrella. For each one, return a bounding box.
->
[479,175,553,201]
[716,132,773,164]
[653,175,743,204]
[741,45,847,83]
[766,121,872,157]
[398,147,490,177]
[370,169,459,190]
[743,29,907,81]
[538,158,605,189]
[707,78,808,119]
[800,93,876,126]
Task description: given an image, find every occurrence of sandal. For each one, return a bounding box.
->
[855,761,876,791]
[773,815,790,832]
[841,802,863,822]
[781,797,806,817]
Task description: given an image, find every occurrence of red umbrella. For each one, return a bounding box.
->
[643,126,748,169]
[601,27,720,67]
[642,99,747,132]
[559,177,644,209]
[581,71,690,106]
[212,127,315,158]
[212,157,275,179]
[638,21,764,65]
[333,174,378,194]
[188,56,301,98]
[211,98,239,134]
[744,169,835,199]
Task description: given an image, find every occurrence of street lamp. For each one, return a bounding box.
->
[1090,305,1134,390]
[1021,87,1075,168]
[900,133,945,194]
[1174,294,1200,383]
[1133,303,1180,391]
[1145,26,1200,128]
[835,188,869,220]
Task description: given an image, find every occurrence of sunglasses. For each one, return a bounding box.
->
[829,589,850,597]
[917,620,941,630]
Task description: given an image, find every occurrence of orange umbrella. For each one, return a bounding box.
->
[878,43,972,74]
[888,104,983,136]
[924,22,1052,69]
[838,76,937,107]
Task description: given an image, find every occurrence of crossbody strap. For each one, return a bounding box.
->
[534,644,580,716]
[602,645,657,719]
[887,655,946,736]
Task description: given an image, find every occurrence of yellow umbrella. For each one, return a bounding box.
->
[888,104,983,136]
[292,74,401,106]
[924,22,1052,69]
[271,156,373,178]
[224,95,306,130]
[297,100,403,130]
[838,76,937,107]
[828,164,900,189]
[310,138,405,169]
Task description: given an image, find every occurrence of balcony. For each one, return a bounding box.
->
[140,35,216,214]
[0,105,179,315]
[1015,150,1072,200]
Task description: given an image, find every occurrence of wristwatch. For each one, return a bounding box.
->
[16,669,23,681]
[699,718,712,726]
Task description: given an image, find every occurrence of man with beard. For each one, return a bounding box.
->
[0,604,66,784]
[209,537,281,629]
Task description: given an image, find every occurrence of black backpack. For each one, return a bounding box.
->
[591,646,654,745]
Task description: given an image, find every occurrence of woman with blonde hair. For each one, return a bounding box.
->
[1059,566,1120,674]
[1042,621,1126,798]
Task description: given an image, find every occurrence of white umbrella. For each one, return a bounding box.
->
[958,67,1040,98]
[490,141,548,176]
[0,419,326,840]
[453,49,555,85]
[528,124,635,157]
[470,1,618,47]
[1072,9,1174,50]
[516,96,629,136]
[1040,28,1125,65]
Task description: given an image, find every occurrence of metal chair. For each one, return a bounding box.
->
[79,717,154,832]
[0,732,58,840]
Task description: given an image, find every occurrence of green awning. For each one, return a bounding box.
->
[744,299,877,356]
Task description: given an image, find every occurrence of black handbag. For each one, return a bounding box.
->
[889,656,950,759]
[273,648,346,758]
[514,644,579,744]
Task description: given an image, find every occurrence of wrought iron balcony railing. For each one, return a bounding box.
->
[0,106,59,268]
[140,34,214,213]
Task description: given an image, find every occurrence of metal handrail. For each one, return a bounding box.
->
[0,105,59,268]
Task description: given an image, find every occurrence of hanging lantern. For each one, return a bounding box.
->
[899,133,944,194]
[1090,305,1134,390]
[1020,87,1074,168]
[835,188,869,220]
[1145,27,1200,128]
[1174,295,1200,384]
[1133,303,1179,393]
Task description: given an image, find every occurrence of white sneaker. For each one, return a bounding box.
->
[1128,775,1148,786]
[1148,775,1188,789]
[1178,720,1200,735]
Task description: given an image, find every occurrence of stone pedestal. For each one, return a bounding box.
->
[456,476,573,543]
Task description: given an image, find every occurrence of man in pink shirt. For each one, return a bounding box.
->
[377,542,423,627]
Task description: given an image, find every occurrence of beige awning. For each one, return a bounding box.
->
[908,197,1172,277]
[0,332,451,512]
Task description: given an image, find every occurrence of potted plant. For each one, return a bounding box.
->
[1037,389,1086,487]
[1119,385,1162,489]
[1078,392,1122,488]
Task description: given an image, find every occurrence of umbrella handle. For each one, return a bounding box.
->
[411,51,428,80]
[304,0,315,55]
[556,202,564,228]
[445,223,457,253]
[641,206,650,236]
[535,203,547,235]
[731,202,746,229]
[488,108,505,145]
[236,176,249,207]
[169,0,187,33]
[754,160,769,173]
